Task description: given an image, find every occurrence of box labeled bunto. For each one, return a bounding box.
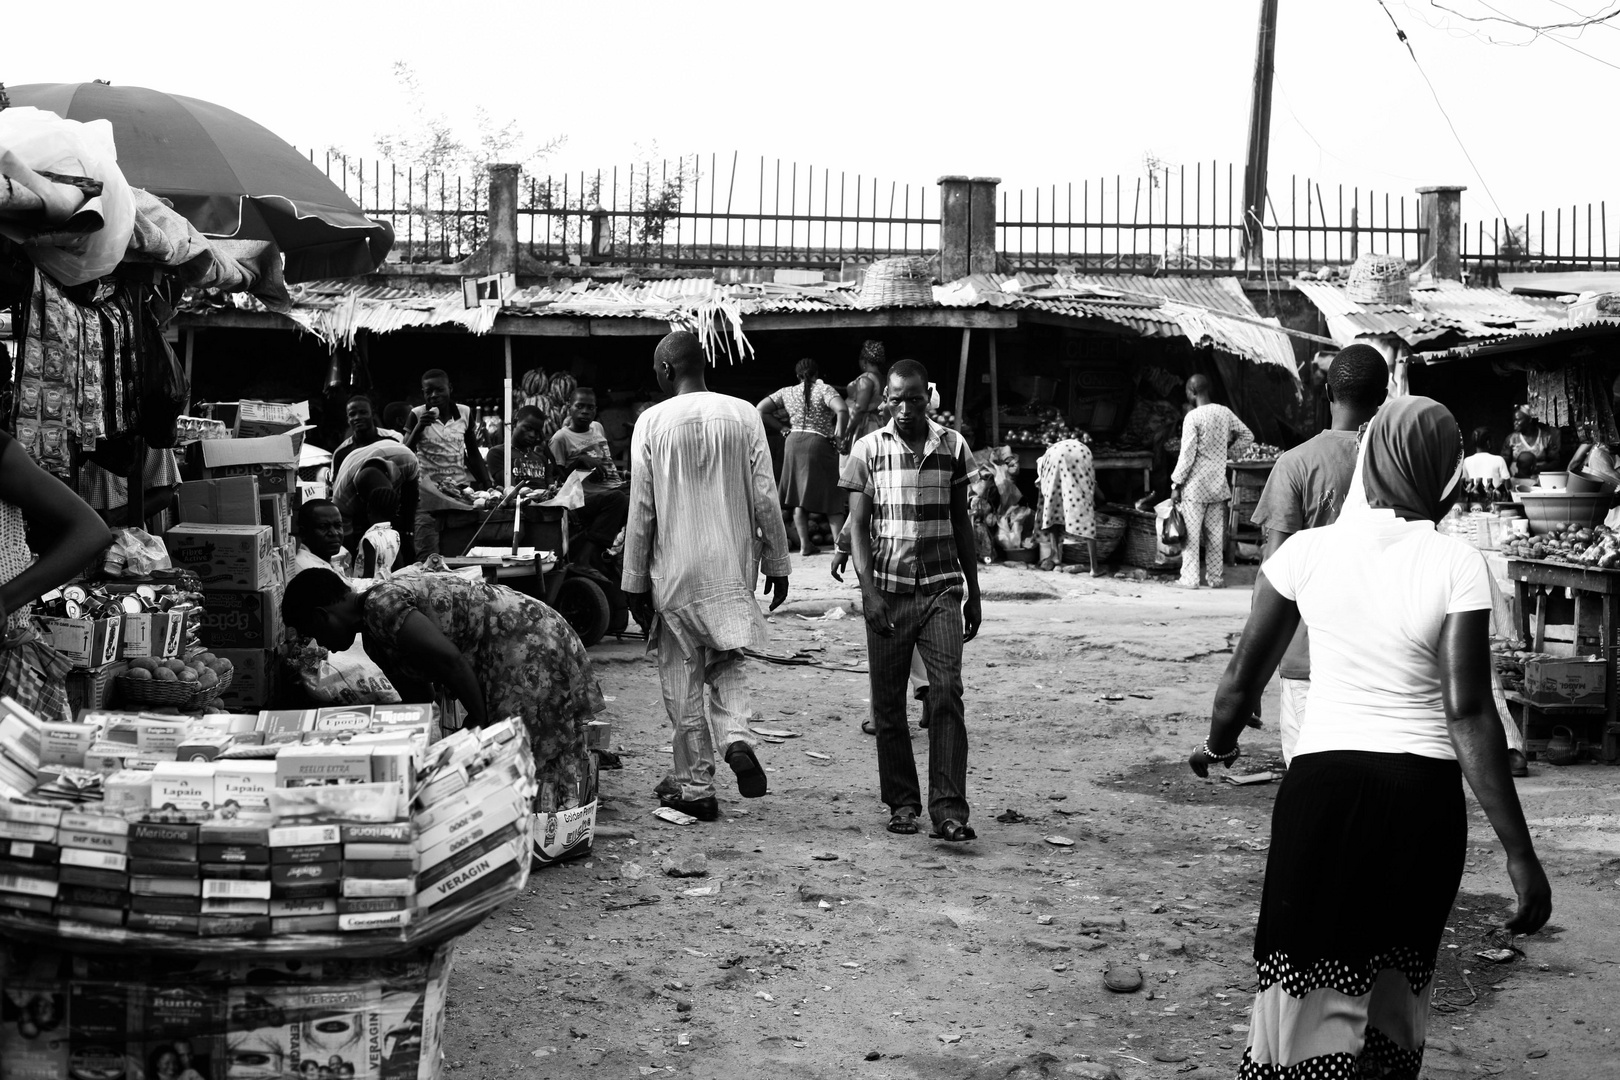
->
[32,614,121,668]
[164,523,277,590]
[200,585,284,649]
[177,474,261,525]
[189,433,298,495]
[216,649,277,712]
[1525,656,1607,706]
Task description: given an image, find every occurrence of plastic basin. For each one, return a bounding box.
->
[1519,491,1616,535]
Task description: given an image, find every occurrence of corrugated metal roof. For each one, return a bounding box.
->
[1292,278,1565,349]
[184,271,1300,370]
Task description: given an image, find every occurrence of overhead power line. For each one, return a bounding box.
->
[1429,0,1620,40]
[1374,0,1511,223]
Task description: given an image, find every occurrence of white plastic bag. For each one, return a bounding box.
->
[109,527,170,576]
[295,643,401,705]
[0,107,135,285]
[541,469,590,511]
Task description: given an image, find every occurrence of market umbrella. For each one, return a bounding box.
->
[6,82,393,282]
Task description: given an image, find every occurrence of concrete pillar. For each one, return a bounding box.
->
[938,176,971,280]
[485,163,521,276]
[938,175,1001,280]
[1417,185,1466,281]
[968,177,999,275]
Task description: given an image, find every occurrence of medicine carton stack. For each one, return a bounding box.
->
[0,698,536,942]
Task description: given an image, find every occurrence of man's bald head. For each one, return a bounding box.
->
[1186,374,1212,401]
[655,332,705,378]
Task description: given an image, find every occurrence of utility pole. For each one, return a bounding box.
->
[1241,0,1280,263]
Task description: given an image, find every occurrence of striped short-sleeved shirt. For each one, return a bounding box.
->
[839,418,975,594]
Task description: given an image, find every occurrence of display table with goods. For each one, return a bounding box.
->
[0,700,553,1078]
[1224,445,1283,564]
[1503,547,1620,764]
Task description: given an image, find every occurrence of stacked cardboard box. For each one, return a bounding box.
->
[168,474,287,711]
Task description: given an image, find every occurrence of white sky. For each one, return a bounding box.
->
[10,0,1619,245]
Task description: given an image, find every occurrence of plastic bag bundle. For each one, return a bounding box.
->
[0,107,135,285]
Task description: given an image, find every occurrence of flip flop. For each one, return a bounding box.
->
[861,719,876,735]
[887,808,920,834]
[929,819,976,842]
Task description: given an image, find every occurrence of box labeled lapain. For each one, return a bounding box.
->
[150,761,216,811]
[216,760,277,809]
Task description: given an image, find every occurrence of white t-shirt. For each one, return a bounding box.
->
[1463,451,1509,482]
[1261,509,1491,760]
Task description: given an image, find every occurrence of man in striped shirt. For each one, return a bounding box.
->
[623,332,792,822]
[842,359,982,842]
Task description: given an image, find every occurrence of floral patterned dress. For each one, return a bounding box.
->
[361,559,604,798]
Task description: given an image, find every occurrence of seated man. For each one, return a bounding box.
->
[548,387,630,567]
[485,406,552,490]
[291,499,354,582]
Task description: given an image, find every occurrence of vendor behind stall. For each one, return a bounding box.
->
[330,440,419,572]
[485,406,551,490]
[1503,406,1561,478]
[404,369,492,556]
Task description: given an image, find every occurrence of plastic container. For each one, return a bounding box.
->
[1537,471,1570,491]
[1566,470,1616,495]
[1519,491,1618,535]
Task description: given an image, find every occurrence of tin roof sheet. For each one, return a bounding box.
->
[1291,279,1565,350]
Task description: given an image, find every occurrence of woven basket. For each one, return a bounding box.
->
[1345,253,1411,305]
[1060,514,1127,567]
[1116,507,1182,570]
[116,668,233,710]
[858,257,934,308]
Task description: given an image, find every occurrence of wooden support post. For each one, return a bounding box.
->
[183,331,195,415]
[988,331,1000,445]
[504,336,518,554]
[954,329,971,435]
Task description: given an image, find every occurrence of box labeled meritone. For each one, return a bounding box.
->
[163,523,277,590]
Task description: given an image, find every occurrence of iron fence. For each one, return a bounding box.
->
[1462,203,1620,274]
[996,166,1428,273]
[310,149,1619,278]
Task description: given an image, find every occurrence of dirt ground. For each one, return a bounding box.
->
[444,558,1620,1079]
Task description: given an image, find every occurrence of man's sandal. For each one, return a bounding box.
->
[929,819,976,842]
[887,808,920,834]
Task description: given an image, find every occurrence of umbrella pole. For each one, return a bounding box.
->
[183,331,195,415]
[504,335,517,555]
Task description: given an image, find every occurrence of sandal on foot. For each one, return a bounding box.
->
[724,742,767,798]
[861,719,877,736]
[886,808,920,834]
[929,819,976,842]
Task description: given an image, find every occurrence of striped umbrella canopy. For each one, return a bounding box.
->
[7,82,393,282]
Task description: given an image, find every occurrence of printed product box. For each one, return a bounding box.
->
[260,492,292,549]
[234,399,309,441]
[32,614,121,668]
[119,609,186,659]
[215,649,278,712]
[189,433,298,495]
[200,586,285,649]
[1524,656,1607,707]
[177,474,261,525]
[164,523,277,590]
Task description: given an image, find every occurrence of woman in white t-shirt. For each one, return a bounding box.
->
[1189,397,1550,1080]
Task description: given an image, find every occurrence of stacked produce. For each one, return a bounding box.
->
[1499,522,1619,568]
[1004,417,1088,447]
[0,698,537,945]
[518,368,580,444]
[1231,442,1285,463]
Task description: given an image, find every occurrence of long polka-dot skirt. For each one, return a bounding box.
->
[1237,749,1467,1079]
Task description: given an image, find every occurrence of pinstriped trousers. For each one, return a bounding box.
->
[867,587,969,827]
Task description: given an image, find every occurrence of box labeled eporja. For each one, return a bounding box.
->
[164,523,276,590]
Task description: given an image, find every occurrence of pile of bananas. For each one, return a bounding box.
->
[518,368,581,442]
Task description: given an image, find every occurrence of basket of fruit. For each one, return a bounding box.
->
[116,654,235,709]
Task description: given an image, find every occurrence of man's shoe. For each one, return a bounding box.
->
[658,793,720,821]
[725,742,768,798]
[1508,749,1529,778]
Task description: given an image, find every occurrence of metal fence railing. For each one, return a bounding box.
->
[309,150,1619,278]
